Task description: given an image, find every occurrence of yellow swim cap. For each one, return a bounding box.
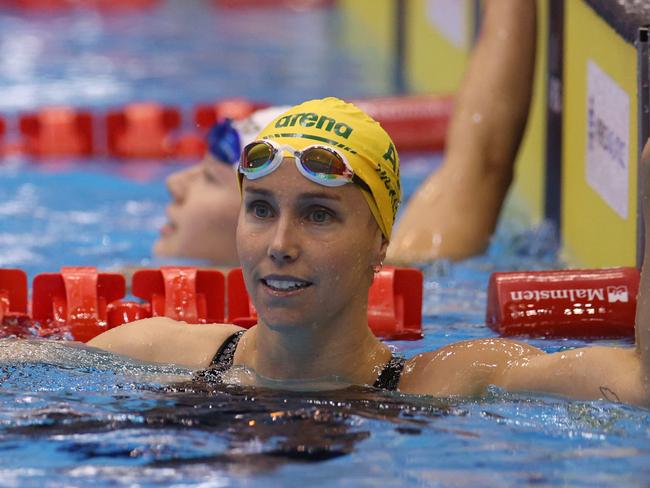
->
[247,97,401,238]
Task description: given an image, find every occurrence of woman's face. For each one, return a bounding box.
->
[237,157,385,329]
[153,155,241,265]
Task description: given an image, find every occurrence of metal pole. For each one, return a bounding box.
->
[636,26,649,268]
[545,0,565,232]
[394,0,407,93]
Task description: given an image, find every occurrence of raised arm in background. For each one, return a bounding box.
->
[388,0,537,264]
[635,138,650,394]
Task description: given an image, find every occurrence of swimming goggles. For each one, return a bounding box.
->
[206,118,241,165]
[239,139,370,192]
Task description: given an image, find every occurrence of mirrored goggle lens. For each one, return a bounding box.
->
[241,142,275,170]
[300,147,349,180]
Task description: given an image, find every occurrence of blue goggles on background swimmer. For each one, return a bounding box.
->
[206,118,241,165]
[238,139,371,192]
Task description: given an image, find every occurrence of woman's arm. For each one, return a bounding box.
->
[388,0,537,263]
[401,338,646,405]
[402,140,650,406]
[634,138,650,396]
[87,318,242,369]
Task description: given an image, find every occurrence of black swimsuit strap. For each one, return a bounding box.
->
[194,330,245,383]
[210,330,245,370]
[197,331,405,390]
[373,355,406,391]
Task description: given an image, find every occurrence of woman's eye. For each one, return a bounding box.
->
[308,207,333,224]
[203,168,218,183]
[250,202,274,219]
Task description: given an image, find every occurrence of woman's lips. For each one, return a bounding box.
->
[159,221,176,237]
[260,275,313,296]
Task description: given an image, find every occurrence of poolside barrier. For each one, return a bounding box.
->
[0,95,452,160]
[0,266,423,342]
[487,267,639,338]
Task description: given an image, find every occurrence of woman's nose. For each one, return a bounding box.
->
[267,216,300,264]
[166,167,195,202]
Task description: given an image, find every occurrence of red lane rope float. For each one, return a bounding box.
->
[2,0,159,10]
[487,267,640,338]
[131,267,225,324]
[194,98,269,130]
[0,265,423,342]
[0,269,32,338]
[2,95,452,160]
[19,107,94,158]
[32,267,126,342]
[106,102,181,159]
[353,95,453,153]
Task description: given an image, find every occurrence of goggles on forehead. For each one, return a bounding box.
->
[238,139,371,192]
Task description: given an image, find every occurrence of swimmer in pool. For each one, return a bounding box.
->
[152,0,537,267]
[89,97,650,407]
[153,106,288,265]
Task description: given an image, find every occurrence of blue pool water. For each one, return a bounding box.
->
[0,1,649,487]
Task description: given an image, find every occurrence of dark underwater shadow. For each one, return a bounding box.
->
[3,374,466,474]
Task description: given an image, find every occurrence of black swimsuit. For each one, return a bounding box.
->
[196,330,406,391]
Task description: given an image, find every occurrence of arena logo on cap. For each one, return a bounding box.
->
[377,142,401,216]
[274,112,353,139]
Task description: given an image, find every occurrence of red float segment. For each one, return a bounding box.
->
[368,267,423,340]
[226,268,257,328]
[194,98,269,130]
[106,102,181,159]
[0,269,28,317]
[0,269,35,337]
[106,300,151,329]
[486,267,640,338]
[0,269,30,335]
[32,267,126,341]
[225,266,423,339]
[19,108,94,157]
[172,132,206,160]
[131,267,225,323]
[353,95,453,152]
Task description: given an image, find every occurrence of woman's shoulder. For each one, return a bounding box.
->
[398,338,544,396]
[87,317,244,370]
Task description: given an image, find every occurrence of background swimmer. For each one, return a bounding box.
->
[151,0,537,267]
[153,107,287,265]
[89,98,650,407]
